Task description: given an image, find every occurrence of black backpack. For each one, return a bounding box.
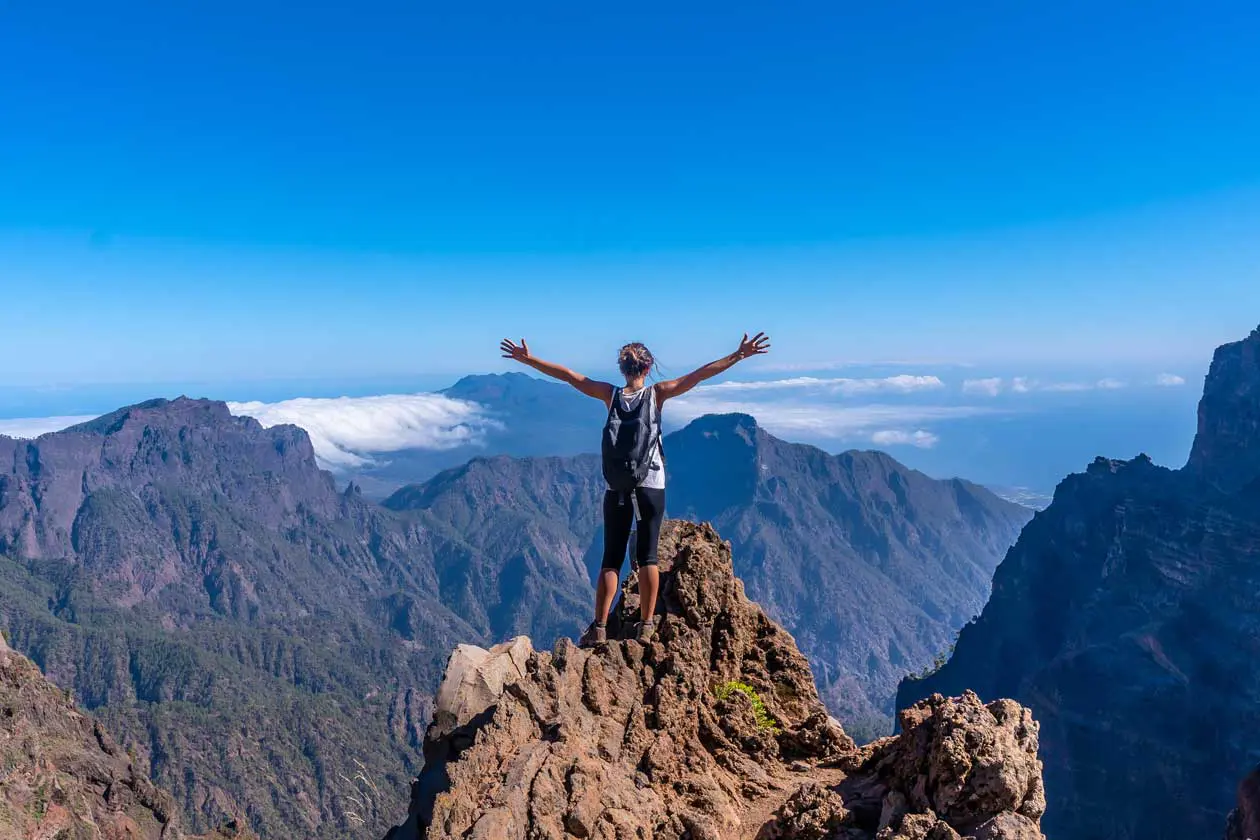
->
[602,386,663,494]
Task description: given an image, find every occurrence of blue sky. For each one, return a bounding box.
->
[1,2,1257,488]
[3,2,1260,385]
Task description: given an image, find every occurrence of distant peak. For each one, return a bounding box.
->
[681,412,760,434]
[446,371,536,388]
[62,397,234,436]
[440,371,558,402]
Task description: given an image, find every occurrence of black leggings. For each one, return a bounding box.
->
[601,487,665,573]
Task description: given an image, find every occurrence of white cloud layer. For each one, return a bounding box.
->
[228,393,502,469]
[1155,373,1186,386]
[669,394,990,442]
[962,376,1130,396]
[870,429,940,449]
[961,377,1003,397]
[699,374,944,395]
[0,415,96,439]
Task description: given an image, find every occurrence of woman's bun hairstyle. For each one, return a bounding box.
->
[618,342,654,378]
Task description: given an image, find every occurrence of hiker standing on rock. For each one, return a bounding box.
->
[499,333,771,646]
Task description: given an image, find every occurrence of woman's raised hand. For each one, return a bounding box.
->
[736,332,771,359]
[500,338,533,363]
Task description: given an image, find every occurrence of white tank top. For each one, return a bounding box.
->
[607,387,665,490]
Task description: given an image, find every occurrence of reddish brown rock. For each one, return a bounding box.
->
[383,521,1045,840]
[859,693,1045,833]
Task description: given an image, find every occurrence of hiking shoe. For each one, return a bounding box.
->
[635,618,658,644]
[579,622,607,647]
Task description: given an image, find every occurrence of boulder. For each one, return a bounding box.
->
[430,636,533,740]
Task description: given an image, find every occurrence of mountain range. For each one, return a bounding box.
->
[899,325,1260,840]
[0,395,1026,836]
[0,399,534,837]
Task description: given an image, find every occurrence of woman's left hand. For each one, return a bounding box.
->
[500,338,533,363]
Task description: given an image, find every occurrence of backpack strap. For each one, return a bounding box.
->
[610,386,626,507]
[648,385,665,466]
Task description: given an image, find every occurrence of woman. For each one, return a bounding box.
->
[499,332,771,645]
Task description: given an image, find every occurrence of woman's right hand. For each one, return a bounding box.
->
[735,332,771,359]
[500,338,532,363]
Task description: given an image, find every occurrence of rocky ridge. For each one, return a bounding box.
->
[900,326,1260,840]
[0,631,250,839]
[384,521,1046,840]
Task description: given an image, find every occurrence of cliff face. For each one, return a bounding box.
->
[386,415,1032,741]
[1187,325,1260,492]
[384,521,1046,840]
[0,633,249,839]
[900,327,1260,840]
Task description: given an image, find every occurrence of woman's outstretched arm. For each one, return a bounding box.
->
[655,332,771,404]
[500,338,614,403]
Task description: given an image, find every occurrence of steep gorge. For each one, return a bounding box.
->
[900,327,1260,840]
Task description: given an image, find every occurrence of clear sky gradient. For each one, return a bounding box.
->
[3,1,1259,388]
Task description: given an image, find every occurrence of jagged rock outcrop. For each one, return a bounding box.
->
[1226,765,1260,840]
[900,326,1260,840]
[383,521,1045,840]
[0,632,251,839]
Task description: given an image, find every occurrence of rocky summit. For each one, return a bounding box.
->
[383,521,1046,840]
[900,326,1260,840]
[0,632,250,840]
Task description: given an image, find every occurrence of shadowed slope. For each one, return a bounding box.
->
[900,327,1260,840]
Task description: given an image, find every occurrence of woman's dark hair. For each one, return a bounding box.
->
[618,342,654,378]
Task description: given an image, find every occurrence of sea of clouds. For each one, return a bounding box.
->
[226,393,502,469]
